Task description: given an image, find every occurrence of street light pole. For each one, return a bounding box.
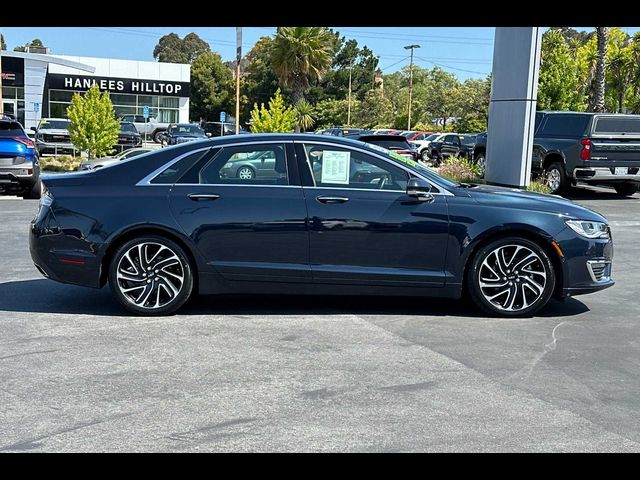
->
[0,27,4,117]
[404,44,420,131]
[347,58,353,127]
[235,27,242,135]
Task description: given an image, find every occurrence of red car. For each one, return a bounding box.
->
[402,130,433,142]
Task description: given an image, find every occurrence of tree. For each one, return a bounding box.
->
[537,29,586,111]
[67,84,120,159]
[456,76,492,132]
[354,89,391,128]
[295,99,315,132]
[590,27,609,112]
[190,51,234,122]
[271,27,334,107]
[312,99,350,128]
[250,89,296,133]
[13,38,44,52]
[241,37,281,121]
[153,32,210,64]
[1,34,6,50]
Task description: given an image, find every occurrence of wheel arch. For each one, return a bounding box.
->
[461,226,564,298]
[99,224,200,289]
[542,151,566,171]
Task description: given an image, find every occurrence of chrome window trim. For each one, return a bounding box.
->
[302,186,406,194]
[170,183,300,189]
[294,139,455,196]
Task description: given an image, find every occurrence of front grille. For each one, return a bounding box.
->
[587,260,611,283]
[42,134,71,143]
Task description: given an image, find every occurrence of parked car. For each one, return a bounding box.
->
[219,149,286,180]
[0,116,40,198]
[32,118,78,156]
[371,129,401,135]
[31,133,614,317]
[202,122,247,137]
[112,122,142,153]
[412,133,446,162]
[532,111,640,196]
[402,131,432,142]
[323,127,369,137]
[357,134,418,161]
[120,114,170,144]
[160,123,208,146]
[472,132,488,177]
[429,133,476,165]
[78,147,154,171]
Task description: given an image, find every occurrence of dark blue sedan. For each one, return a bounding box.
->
[29,134,613,316]
[0,116,40,198]
[161,123,208,146]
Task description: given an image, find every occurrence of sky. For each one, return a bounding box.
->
[2,27,640,81]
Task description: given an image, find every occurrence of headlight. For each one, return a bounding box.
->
[565,220,609,239]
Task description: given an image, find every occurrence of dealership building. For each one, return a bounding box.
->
[1,51,191,131]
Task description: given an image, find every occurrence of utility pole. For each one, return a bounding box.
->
[404,44,420,131]
[0,27,4,117]
[347,58,353,127]
[235,27,242,135]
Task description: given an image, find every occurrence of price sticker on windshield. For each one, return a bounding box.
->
[321,151,350,184]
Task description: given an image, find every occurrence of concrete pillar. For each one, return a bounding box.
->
[484,27,542,188]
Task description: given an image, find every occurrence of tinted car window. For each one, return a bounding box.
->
[0,122,25,137]
[193,144,289,186]
[539,115,589,137]
[535,112,544,131]
[38,120,69,130]
[359,137,411,150]
[460,135,476,145]
[303,144,409,191]
[120,123,138,133]
[150,149,213,184]
[593,116,640,134]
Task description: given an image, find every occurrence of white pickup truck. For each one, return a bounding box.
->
[120,115,170,143]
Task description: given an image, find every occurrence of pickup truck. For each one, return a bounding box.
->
[120,114,169,144]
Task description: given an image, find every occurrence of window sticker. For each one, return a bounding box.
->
[321,150,351,184]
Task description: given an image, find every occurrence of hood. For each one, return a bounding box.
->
[464,184,607,223]
[38,128,70,135]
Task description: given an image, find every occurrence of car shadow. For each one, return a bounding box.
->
[0,279,589,319]
[563,185,639,201]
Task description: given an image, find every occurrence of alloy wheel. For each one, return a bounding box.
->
[237,167,254,179]
[478,244,547,312]
[547,168,561,192]
[116,242,185,310]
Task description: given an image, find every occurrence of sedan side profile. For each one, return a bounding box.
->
[30,134,614,317]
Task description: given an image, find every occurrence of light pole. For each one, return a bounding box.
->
[347,58,354,127]
[0,27,4,117]
[404,44,420,131]
[235,27,242,135]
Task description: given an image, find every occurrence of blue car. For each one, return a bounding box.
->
[0,116,40,198]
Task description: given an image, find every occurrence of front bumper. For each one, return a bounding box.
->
[36,140,78,155]
[573,167,640,182]
[555,226,614,297]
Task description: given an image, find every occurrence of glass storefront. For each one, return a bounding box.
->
[2,86,26,126]
[48,89,181,123]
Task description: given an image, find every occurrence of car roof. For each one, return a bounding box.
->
[358,134,408,141]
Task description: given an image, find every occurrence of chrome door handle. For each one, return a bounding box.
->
[316,196,349,204]
[188,193,220,201]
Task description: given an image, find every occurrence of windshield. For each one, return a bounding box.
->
[364,142,460,189]
[402,131,416,138]
[0,122,25,137]
[170,124,204,135]
[39,119,69,130]
[460,135,477,145]
[425,134,440,141]
[120,123,138,134]
[370,139,411,149]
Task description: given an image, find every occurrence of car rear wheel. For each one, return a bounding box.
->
[614,183,639,197]
[22,180,41,200]
[475,153,486,178]
[109,236,194,316]
[153,130,164,144]
[421,149,430,162]
[466,237,556,317]
[237,166,255,180]
[545,162,567,194]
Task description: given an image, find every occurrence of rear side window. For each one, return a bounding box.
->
[593,116,640,135]
[150,149,214,184]
[539,115,589,137]
[0,122,25,137]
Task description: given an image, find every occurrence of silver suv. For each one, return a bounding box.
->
[33,118,78,156]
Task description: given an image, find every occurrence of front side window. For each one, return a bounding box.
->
[186,144,289,186]
[303,144,409,191]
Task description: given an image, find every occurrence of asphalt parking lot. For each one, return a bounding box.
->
[1,185,639,452]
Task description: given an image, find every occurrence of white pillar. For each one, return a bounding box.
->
[484,27,542,188]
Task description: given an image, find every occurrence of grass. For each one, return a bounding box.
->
[39,155,81,172]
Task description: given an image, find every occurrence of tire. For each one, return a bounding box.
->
[614,183,639,197]
[237,166,255,180]
[466,237,556,317]
[421,149,430,162]
[475,152,486,178]
[108,235,194,316]
[545,162,567,194]
[22,180,41,200]
[153,130,165,144]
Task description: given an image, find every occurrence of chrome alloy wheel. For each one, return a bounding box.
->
[478,244,547,312]
[547,168,561,192]
[116,242,185,309]
[237,167,254,179]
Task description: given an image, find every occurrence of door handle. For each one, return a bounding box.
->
[188,193,220,201]
[316,195,349,204]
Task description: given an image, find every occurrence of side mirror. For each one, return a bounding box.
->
[406,177,433,202]
[31,126,37,132]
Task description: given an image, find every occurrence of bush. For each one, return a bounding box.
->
[438,156,482,183]
[526,179,552,194]
[40,155,81,172]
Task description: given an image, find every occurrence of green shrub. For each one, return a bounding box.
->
[526,179,552,194]
[438,156,482,183]
[40,155,81,172]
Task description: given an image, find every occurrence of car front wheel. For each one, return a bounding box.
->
[466,237,556,317]
[545,162,567,194]
[475,153,486,178]
[109,236,194,316]
[153,130,165,143]
[614,183,639,197]
[421,149,430,162]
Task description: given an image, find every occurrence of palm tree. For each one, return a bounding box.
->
[590,27,609,112]
[271,27,333,108]
[295,99,315,132]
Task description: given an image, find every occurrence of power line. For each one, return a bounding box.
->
[414,55,490,76]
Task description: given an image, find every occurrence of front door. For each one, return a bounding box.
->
[295,142,450,286]
[169,142,310,282]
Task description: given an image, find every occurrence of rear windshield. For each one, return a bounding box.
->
[170,125,204,135]
[365,139,410,149]
[593,116,640,135]
[539,115,589,137]
[0,122,25,137]
[38,120,69,130]
[460,135,476,145]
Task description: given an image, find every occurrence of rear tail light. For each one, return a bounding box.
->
[580,138,592,161]
[13,137,35,149]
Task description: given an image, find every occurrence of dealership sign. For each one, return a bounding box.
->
[47,74,190,97]
[1,72,16,81]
